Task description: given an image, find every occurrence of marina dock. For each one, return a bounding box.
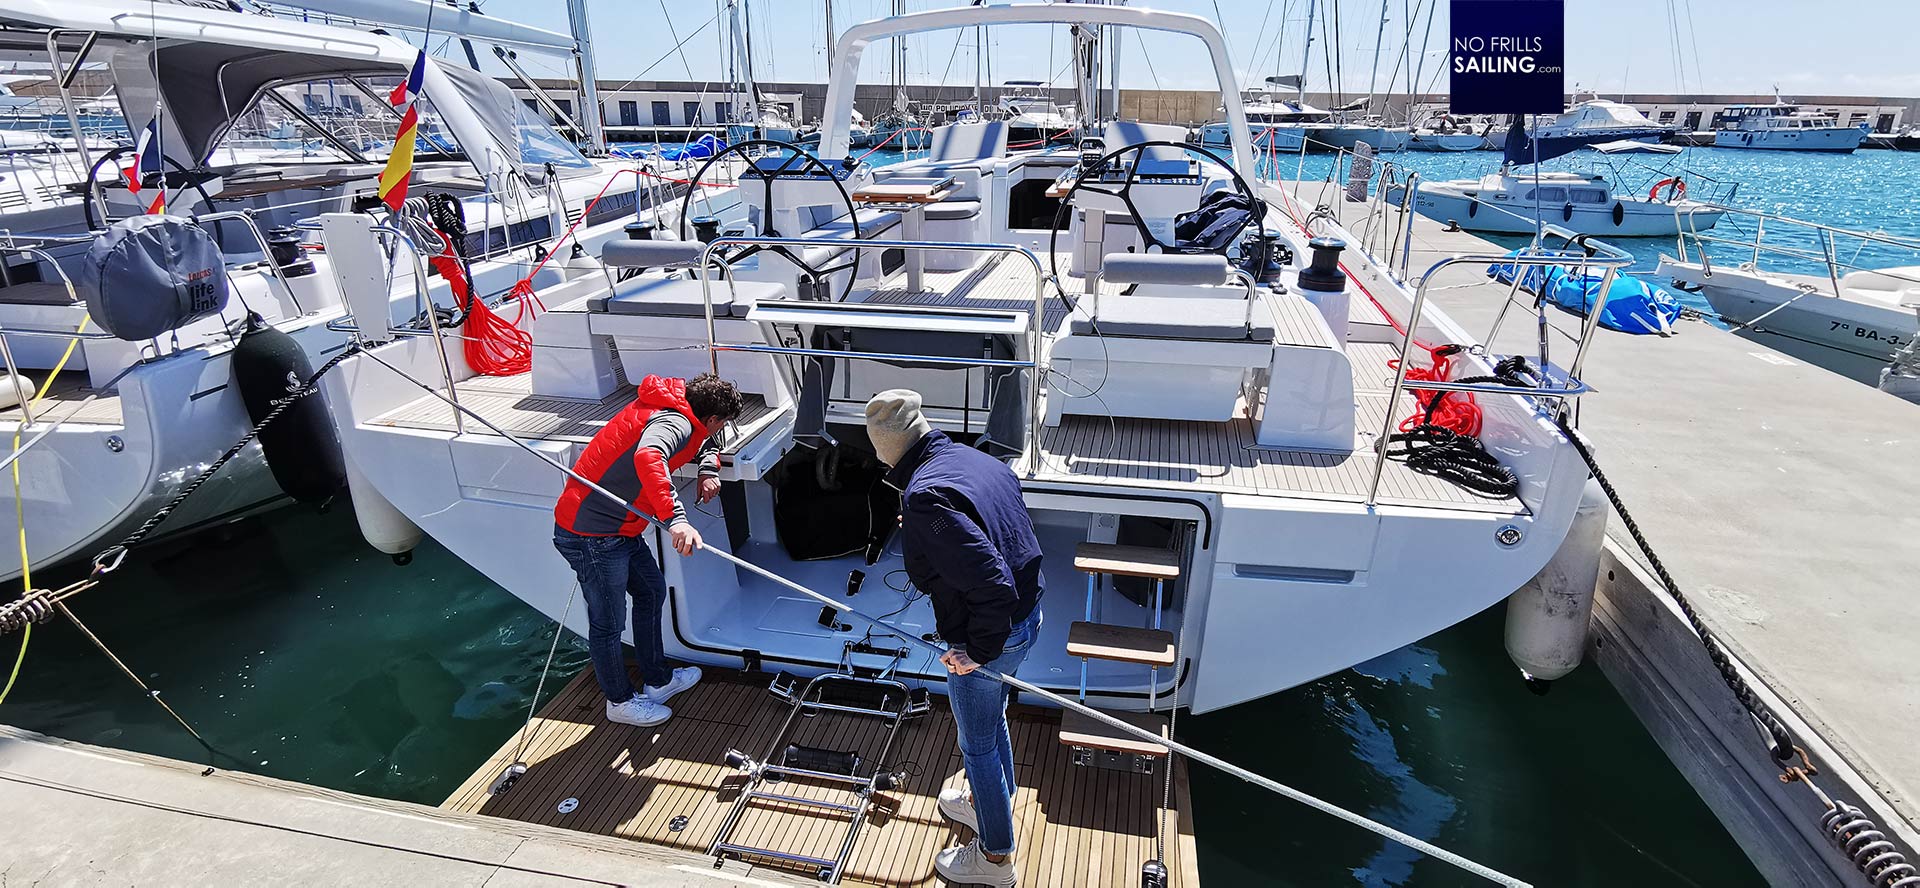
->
[1291,181,1920,885]
[444,667,1200,888]
[0,724,769,886]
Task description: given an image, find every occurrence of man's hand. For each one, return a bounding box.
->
[697,476,721,504]
[940,649,980,675]
[670,522,703,556]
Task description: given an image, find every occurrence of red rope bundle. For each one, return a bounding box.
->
[425,229,537,377]
[1389,343,1482,437]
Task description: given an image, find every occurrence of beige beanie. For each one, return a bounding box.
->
[865,389,933,466]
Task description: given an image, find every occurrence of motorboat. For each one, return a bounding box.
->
[1713,94,1867,152]
[1395,114,1724,237]
[1659,208,1920,399]
[1395,170,1722,237]
[0,0,720,581]
[1406,114,1492,152]
[995,81,1075,146]
[1198,90,1324,152]
[315,1,1618,727]
[1515,95,1674,160]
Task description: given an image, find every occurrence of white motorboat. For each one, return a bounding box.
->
[314,1,1618,722]
[1659,208,1920,399]
[1397,169,1722,237]
[1198,90,1322,152]
[0,0,715,581]
[1406,114,1493,152]
[1519,95,1675,159]
[995,82,1075,146]
[1714,94,1867,153]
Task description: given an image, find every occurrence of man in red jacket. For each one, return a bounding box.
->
[553,373,743,727]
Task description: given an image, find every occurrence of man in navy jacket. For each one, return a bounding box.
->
[867,389,1042,887]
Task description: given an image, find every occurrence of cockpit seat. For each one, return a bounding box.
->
[879,122,1008,272]
[587,276,779,318]
[1071,294,1276,341]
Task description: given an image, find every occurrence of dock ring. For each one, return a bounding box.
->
[557,797,579,814]
[1495,525,1524,547]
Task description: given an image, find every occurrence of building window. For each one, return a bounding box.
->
[1878,113,1896,133]
[554,99,573,117]
[522,98,541,113]
[652,101,671,125]
[1658,110,1676,123]
[715,101,731,123]
[684,101,703,125]
[618,100,638,126]
[1684,110,1702,130]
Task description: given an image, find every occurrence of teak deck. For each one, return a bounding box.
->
[444,667,1200,887]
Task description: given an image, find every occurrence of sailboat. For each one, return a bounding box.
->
[0,0,716,581]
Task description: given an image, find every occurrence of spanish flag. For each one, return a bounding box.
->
[378,50,428,212]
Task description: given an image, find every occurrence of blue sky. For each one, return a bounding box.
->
[478,0,1920,98]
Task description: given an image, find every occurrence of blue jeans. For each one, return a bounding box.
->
[553,526,674,703]
[946,606,1042,856]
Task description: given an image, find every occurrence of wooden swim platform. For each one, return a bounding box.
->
[443,667,1201,887]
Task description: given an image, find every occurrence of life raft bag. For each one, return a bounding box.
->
[82,215,229,341]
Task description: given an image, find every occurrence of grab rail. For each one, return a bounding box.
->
[1674,203,1920,298]
[697,235,1050,475]
[347,340,1532,888]
[1364,238,1633,508]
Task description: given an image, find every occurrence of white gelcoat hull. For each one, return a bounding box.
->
[1714,127,1866,152]
[1407,188,1721,237]
[1659,259,1918,385]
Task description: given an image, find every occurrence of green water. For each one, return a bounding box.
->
[1,505,1761,884]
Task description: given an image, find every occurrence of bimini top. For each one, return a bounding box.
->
[0,0,551,181]
[817,3,1255,170]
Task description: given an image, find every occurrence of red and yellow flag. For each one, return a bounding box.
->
[378,50,428,212]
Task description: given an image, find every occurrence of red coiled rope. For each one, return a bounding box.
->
[1389,343,1482,437]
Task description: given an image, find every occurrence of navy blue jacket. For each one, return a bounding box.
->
[887,431,1043,664]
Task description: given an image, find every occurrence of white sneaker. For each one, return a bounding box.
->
[934,839,1016,887]
[643,666,702,705]
[605,694,671,727]
[937,787,979,833]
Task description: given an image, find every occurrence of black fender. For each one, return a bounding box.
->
[232,318,346,506]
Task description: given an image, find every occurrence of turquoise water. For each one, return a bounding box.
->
[8,142,1882,882]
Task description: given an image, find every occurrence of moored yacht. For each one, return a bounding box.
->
[995,81,1074,146]
[0,0,715,581]
[314,1,1615,725]
[1714,94,1868,152]
[1516,95,1675,159]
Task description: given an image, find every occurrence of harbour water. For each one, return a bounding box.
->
[15,143,1910,884]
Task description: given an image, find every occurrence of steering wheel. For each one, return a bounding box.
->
[83,145,219,232]
[1046,140,1266,289]
[679,138,863,303]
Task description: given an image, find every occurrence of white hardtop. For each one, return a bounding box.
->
[1551,98,1664,131]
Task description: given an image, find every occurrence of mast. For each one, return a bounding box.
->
[1298,0,1316,106]
[564,0,605,153]
[892,0,907,114]
[727,0,762,133]
[824,0,834,79]
[1365,0,1388,116]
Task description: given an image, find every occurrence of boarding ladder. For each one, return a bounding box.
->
[709,645,932,883]
[1061,542,1181,885]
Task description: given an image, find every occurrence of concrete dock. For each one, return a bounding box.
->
[1292,180,1920,885]
[0,725,794,886]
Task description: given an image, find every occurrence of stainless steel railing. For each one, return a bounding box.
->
[1362,235,1633,507]
[1675,203,1920,298]
[696,235,1051,475]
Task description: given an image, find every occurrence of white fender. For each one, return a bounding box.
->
[344,450,423,563]
[1503,476,1607,689]
[0,373,41,411]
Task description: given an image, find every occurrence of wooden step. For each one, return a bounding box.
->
[1072,542,1181,580]
[1066,621,1176,667]
[1058,707,1171,758]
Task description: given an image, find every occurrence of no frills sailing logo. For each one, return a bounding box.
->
[1449,0,1565,114]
